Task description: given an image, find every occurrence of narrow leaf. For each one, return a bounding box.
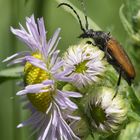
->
[0,66,23,83]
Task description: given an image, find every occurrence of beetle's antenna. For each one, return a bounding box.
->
[85,15,88,30]
[58,3,86,32]
[79,0,88,30]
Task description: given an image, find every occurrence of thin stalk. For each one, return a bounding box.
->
[34,0,46,18]
[10,0,20,139]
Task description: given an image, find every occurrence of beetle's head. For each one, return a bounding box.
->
[79,29,95,38]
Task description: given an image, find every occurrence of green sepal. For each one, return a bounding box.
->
[127,86,140,118]
[118,121,140,140]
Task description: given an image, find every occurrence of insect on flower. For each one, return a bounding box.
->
[58,3,136,91]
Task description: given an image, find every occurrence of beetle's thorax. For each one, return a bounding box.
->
[79,29,110,46]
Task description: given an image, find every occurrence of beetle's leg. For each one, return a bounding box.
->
[105,42,108,53]
[117,69,122,86]
[103,41,110,59]
[107,32,110,36]
[107,57,122,99]
[113,69,122,99]
[104,46,108,57]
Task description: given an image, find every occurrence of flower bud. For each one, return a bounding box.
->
[86,87,127,134]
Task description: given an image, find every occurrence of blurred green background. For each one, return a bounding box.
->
[0,0,134,140]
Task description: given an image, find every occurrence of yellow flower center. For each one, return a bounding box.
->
[74,60,88,73]
[24,53,54,113]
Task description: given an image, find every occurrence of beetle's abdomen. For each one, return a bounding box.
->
[107,38,135,79]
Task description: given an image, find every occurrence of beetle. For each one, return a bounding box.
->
[58,3,135,89]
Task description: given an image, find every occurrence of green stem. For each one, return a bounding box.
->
[34,0,46,17]
[75,98,94,139]
[10,0,20,139]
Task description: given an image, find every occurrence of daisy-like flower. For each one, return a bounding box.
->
[86,87,127,134]
[63,43,106,88]
[4,15,82,140]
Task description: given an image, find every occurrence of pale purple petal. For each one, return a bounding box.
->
[7,57,26,66]
[41,115,53,140]
[37,18,48,59]
[63,97,78,109]
[42,80,54,85]
[3,51,30,62]
[49,37,61,56]
[50,108,58,138]
[11,27,38,51]
[67,115,81,120]
[55,68,72,77]
[51,60,64,72]
[46,103,52,114]
[58,90,82,98]
[55,103,80,140]
[54,76,73,82]
[50,50,60,66]
[16,84,50,95]
[41,43,48,62]
[17,112,43,128]
[37,18,46,42]
[53,69,73,82]
[56,90,78,110]
[25,56,48,71]
[54,95,68,109]
[26,15,40,44]
[47,28,61,53]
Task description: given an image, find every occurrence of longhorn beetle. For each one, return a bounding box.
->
[58,3,136,91]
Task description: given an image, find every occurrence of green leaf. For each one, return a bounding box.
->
[127,86,140,117]
[55,0,101,30]
[119,4,134,36]
[120,4,140,44]
[128,110,140,122]
[0,66,23,83]
[86,135,94,140]
[124,0,140,21]
[118,121,140,140]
